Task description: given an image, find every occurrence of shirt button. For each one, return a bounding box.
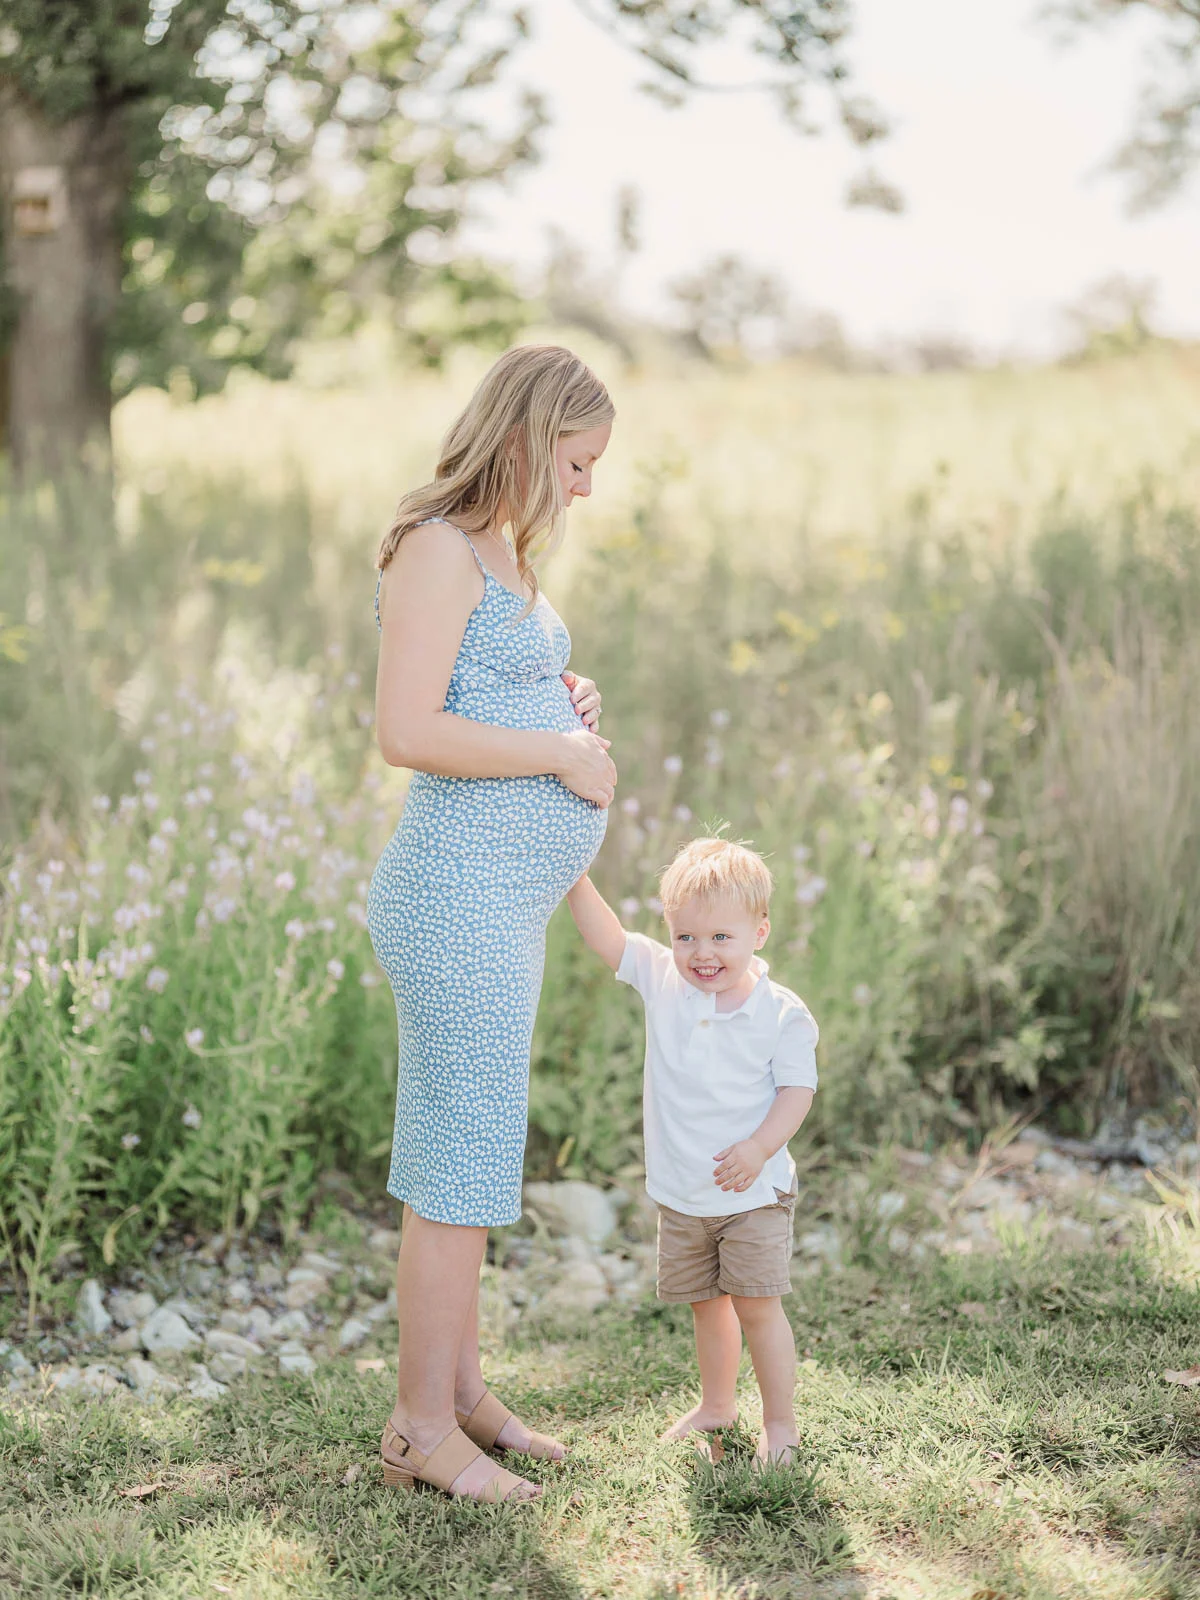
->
[700,1020,711,1028]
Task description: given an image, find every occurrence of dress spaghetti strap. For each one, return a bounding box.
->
[374,516,488,634]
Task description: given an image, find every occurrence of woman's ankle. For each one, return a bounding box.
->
[388,1400,457,1451]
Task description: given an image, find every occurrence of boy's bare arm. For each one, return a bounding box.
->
[566,874,627,971]
[712,1087,814,1194]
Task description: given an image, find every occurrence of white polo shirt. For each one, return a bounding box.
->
[616,932,819,1218]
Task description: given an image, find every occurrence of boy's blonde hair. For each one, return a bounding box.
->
[377,344,613,619]
[659,837,773,921]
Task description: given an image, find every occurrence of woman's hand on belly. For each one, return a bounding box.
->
[554,727,617,809]
[561,670,601,731]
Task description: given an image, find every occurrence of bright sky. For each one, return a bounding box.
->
[463,0,1199,358]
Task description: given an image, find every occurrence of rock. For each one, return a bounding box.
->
[125,1357,181,1396]
[338,1318,370,1351]
[0,1342,35,1379]
[284,1269,327,1310]
[224,1246,247,1275]
[217,1309,248,1333]
[363,1291,396,1325]
[256,1261,284,1291]
[875,1191,907,1221]
[1174,1142,1200,1171]
[243,1307,274,1344]
[207,1352,247,1384]
[887,1227,913,1254]
[159,1297,207,1328]
[76,1279,112,1336]
[140,1307,200,1354]
[278,1340,317,1377]
[225,1280,252,1306]
[597,1253,641,1289]
[110,1327,142,1354]
[795,1225,841,1265]
[1055,1218,1096,1249]
[109,1290,158,1327]
[1034,1149,1081,1178]
[204,1329,265,1360]
[533,1258,609,1320]
[368,1228,401,1256]
[297,1251,341,1274]
[49,1365,84,1391]
[179,1261,219,1295]
[80,1362,124,1396]
[960,1177,1010,1211]
[523,1180,623,1247]
[269,1309,313,1341]
[186,1363,228,1401]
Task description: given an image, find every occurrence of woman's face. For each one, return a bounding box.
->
[555,423,611,510]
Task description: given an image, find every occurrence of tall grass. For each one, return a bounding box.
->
[2,346,1200,1309]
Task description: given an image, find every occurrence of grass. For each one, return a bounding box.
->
[3,1232,1200,1599]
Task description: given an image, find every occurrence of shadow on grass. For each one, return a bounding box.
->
[679,1422,866,1599]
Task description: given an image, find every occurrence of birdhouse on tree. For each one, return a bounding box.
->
[12,166,66,235]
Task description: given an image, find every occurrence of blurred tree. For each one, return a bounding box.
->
[668,252,790,360]
[1050,1,1200,205]
[0,0,888,477]
[1061,273,1161,358]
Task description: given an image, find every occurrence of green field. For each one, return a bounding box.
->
[3,341,1200,1302]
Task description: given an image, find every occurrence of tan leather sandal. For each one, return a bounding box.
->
[455,1390,565,1462]
[380,1417,538,1502]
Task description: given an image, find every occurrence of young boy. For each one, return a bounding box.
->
[566,836,818,1466]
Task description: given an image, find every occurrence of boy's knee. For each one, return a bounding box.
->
[729,1292,782,1325]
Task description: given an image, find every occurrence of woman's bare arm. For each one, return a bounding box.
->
[374,523,615,803]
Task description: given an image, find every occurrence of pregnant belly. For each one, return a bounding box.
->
[397,767,607,891]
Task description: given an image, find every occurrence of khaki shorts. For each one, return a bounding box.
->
[656,1184,797,1303]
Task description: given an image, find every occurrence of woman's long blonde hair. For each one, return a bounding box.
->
[377,344,614,614]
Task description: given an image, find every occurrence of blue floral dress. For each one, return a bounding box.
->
[367,518,608,1225]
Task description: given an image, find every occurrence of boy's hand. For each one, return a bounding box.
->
[713,1138,767,1193]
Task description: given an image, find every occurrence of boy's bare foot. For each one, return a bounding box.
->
[659,1403,738,1444]
[754,1425,800,1468]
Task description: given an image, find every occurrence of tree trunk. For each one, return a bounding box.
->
[0,85,127,481]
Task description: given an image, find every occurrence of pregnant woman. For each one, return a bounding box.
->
[367,345,616,1504]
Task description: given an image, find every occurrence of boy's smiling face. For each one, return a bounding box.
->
[665,893,770,998]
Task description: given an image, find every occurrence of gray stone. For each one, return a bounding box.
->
[223,1246,247,1275]
[140,1307,200,1354]
[109,1290,158,1327]
[597,1253,641,1289]
[76,1279,112,1336]
[204,1329,265,1360]
[207,1351,247,1384]
[110,1326,142,1354]
[243,1307,275,1344]
[50,1365,84,1391]
[297,1251,341,1274]
[875,1191,907,1221]
[256,1261,284,1291]
[80,1363,124,1396]
[338,1318,370,1351]
[363,1291,396,1325]
[278,1340,316,1377]
[217,1308,248,1332]
[224,1280,252,1306]
[533,1259,609,1319]
[186,1363,228,1401]
[795,1224,842,1265]
[125,1357,181,1396]
[1034,1149,1081,1179]
[368,1228,401,1256]
[523,1180,623,1247]
[159,1296,207,1328]
[180,1261,219,1295]
[0,1342,34,1379]
[269,1309,313,1341]
[283,1281,325,1311]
